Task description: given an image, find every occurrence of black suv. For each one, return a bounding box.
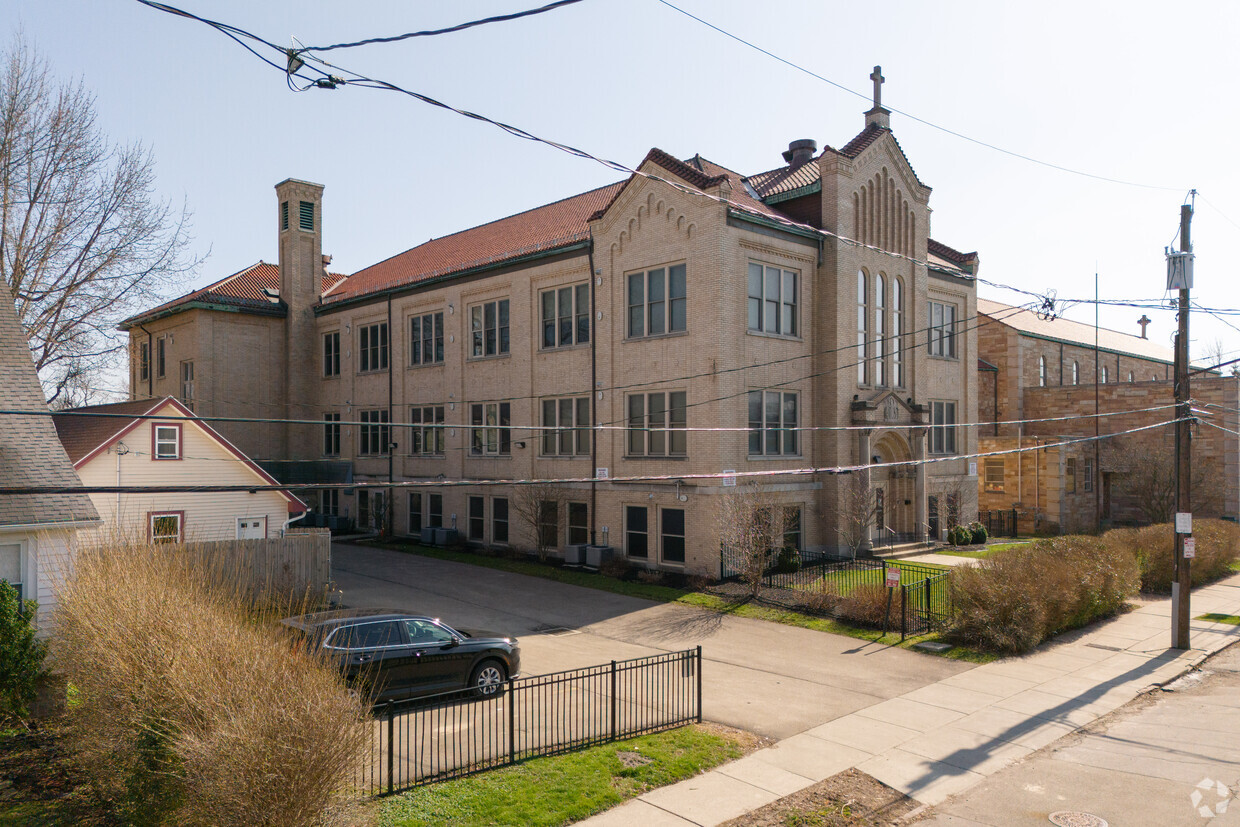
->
[280,609,521,702]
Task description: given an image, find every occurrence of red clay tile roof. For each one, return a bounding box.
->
[823,124,928,190]
[327,183,624,304]
[745,160,822,199]
[121,262,346,327]
[53,398,166,464]
[927,238,978,266]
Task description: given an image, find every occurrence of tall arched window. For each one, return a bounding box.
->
[892,278,904,387]
[875,274,886,386]
[1072,361,1079,385]
[857,270,868,384]
[1128,371,1134,383]
[1101,366,1109,384]
[1038,356,1047,387]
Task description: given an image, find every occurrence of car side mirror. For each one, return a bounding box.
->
[442,638,460,649]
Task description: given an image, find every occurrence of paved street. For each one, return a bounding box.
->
[916,639,1240,827]
[331,542,970,739]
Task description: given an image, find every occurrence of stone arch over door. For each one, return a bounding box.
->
[873,431,915,539]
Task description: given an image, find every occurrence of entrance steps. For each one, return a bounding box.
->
[872,541,938,559]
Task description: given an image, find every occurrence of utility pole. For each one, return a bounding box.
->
[1171,196,1194,649]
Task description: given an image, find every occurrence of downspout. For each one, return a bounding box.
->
[387,292,394,539]
[993,370,999,437]
[1017,425,1023,508]
[587,240,598,545]
[138,324,154,397]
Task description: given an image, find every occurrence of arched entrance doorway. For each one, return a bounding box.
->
[872,432,915,541]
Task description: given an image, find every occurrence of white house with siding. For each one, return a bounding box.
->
[53,397,306,543]
[0,291,100,630]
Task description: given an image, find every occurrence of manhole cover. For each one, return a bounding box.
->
[1048,812,1108,827]
[528,624,579,636]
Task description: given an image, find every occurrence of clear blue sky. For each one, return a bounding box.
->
[12,0,1240,364]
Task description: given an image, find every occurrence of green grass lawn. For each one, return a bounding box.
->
[809,561,947,592]
[1197,613,1240,626]
[1231,561,1240,573]
[374,725,750,827]
[371,542,992,663]
[936,541,1031,560]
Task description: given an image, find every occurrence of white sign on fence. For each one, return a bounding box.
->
[1184,537,1196,559]
[885,566,901,588]
[1176,512,1193,534]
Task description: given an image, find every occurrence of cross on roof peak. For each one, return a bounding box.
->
[870,66,884,110]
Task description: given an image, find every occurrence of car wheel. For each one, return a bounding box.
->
[470,660,506,697]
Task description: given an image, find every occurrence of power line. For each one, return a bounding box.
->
[654,0,1183,193]
[0,415,1188,495]
[294,0,587,52]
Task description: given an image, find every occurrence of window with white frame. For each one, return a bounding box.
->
[323,331,340,377]
[1128,371,1135,383]
[857,270,868,383]
[748,391,799,456]
[470,299,510,357]
[541,397,590,456]
[359,410,390,456]
[1038,355,1047,387]
[409,405,445,456]
[323,413,340,456]
[984,458,1005,492]
[150,512,182,543]
[747,262,798,336]
[930,401,957,454]
[626,391,687,456]
[359,322,389,372]
[470,402,511,456]
[928,301,957,358]
[153,424,181,459]
[875,274,887,385]
[0,544,22,600]
[541,284,590,348]
[627,264,686,338]
[1100,366,1109,384]
[492,497,509,544]
[892,277,904,387]
[410,312,445,366]
[1072,361,1080,385]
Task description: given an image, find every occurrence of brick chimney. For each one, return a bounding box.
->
[275,178,325,459]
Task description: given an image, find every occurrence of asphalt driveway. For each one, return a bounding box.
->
[331,542,973,739]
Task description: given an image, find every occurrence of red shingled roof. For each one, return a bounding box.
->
[927,238,978,266]
[745,159,822,199]
[327,183,624,304]
[121,262,346,327]
[822,124,928,190]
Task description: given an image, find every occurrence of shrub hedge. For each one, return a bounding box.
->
[944,535,1139,654]
[1108,519,1240,593]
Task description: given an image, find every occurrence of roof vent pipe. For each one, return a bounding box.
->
[782,139,817,168]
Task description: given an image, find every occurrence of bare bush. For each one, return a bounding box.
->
[835,472,873,558]
[837,584,895,628]
[512,483,566,562]
[50,539,369,826]
[1111,518,1240,593]
[1107,439,1220,524]
[718,482,796,597]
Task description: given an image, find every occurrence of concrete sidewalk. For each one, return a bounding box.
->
[579,575,1240,826]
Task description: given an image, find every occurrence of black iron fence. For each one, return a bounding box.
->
[979,509,1018,538]
[900,572,951,640]
[360,648,702,796]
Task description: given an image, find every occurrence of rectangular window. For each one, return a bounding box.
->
[323,331,340,377]
[538,501,559,550]
[0,543,22,601]
[150,512,182,544]
[661,508,686,564]
[747,263,798,336]
[627,264,686,338]
[409,312,445,366]
[153,424,181,460]
[930,401,957,455]
[540,396,591,456]
[984,458,1005,492]
[1084,458,1094,493]
[625,506,648,558]
[359,323,389,372]
[626,391,687,457]
[157,336,167,378]
[280,200,289,231]
[568,502,589,546]
[320,489,339,517]
[1065,458,1077,494]
[468,496,485,542]
[180,361,195,410]
[138,341,150,382]
[299,200,314,231]
[359,409,390,456]
[408,492,422,533]
[470,299,510,358]
[409,405,445,456]
[928,301,957,358]
[492,497,509,544]
[323,413,340,456]
[470,402,511,456]
[541,284,590,348]
[427,493,443,528]
[783,507,802,551]
[747,390,799,456]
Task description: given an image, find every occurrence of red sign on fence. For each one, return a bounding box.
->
[885,566,901,588]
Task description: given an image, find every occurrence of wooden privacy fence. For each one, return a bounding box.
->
[171,530,332,603]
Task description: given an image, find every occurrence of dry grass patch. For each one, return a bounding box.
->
[50,539,369,827]
[1111,519,1240,593]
